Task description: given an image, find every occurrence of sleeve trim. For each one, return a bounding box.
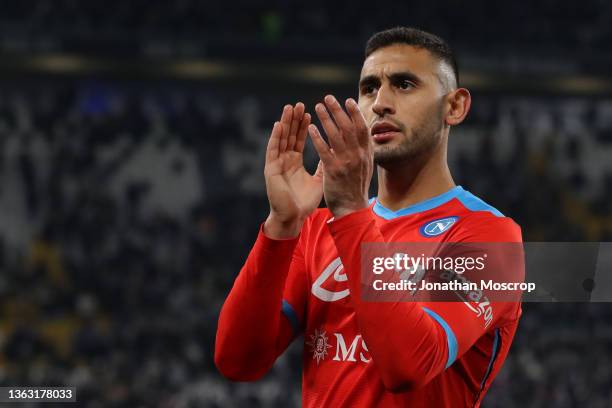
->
[422,307,458,369]
[480,328,501,389]
[281,299,300,335]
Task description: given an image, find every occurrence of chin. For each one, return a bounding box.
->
[374,145,421,166]
[374,151,404,166]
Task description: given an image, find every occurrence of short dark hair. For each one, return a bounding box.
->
[365,27,459,86]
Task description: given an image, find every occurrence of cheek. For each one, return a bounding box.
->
[358,100,373,122]
[357,99,367,112]
[398,97,437,124]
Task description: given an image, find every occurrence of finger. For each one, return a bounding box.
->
[308,124,334,164]
[313,160,324,178]
[279,104,293,152]
[324,94,353,136]
[287,102,304,151]
[315,102,345,153]
[295,112,311,153]
[344,98,369,147]
[265,121,282,162]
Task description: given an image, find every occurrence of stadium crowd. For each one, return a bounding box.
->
[0,79,611,407]
[1,0,612,75]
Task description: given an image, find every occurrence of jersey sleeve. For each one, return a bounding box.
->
[280,237,309,336]
[327,208,524,391]
[215,223,309,381]
[418,214,524,368]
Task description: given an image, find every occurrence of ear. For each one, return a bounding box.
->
[444,88,471,126]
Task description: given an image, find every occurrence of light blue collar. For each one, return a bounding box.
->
[372,186,463,220]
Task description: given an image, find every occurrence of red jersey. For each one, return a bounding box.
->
[216,185,523,407]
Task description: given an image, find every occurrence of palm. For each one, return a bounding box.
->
[265,103,323,222]
[266,151,323,219]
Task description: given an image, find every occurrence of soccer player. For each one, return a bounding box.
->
[215,27,523,407]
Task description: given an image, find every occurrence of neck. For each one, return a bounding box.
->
[376,140,455,211]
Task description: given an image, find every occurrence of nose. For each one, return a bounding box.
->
[371,84,395,117]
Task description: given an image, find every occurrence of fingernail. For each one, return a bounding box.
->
[325,95,335,104]
[315,103,324,112]
[346,98,356,106]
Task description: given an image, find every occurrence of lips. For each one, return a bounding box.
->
[371,122,401,143]
[371,122,401,136]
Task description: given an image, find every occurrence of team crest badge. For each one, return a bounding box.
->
[306,328,333,365]
[420,216,459,237]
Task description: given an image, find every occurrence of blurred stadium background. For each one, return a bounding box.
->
[1,1,612,407]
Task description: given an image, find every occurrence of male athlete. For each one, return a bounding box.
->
[215,27,523,407]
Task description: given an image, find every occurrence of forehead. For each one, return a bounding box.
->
[360,44,439,81]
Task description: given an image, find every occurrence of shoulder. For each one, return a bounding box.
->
[450,188,522,243]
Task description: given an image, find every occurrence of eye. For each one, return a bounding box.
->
[398,80,415,90]
[361,85,378,96]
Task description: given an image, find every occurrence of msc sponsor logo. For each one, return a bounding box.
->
[306,328,333,365]
[307,328,371,364]
[312,257,350,302]
[333,333,371,363]
[420,216,459,237]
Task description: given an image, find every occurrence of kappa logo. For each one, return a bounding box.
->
[312,257,350,302]
[420,216,459,237]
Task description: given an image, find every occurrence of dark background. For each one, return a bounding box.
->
[0,1,611,406]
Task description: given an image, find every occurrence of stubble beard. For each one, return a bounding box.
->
[373,104,445,167]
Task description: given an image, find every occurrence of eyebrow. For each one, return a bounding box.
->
[359,71,423,90]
